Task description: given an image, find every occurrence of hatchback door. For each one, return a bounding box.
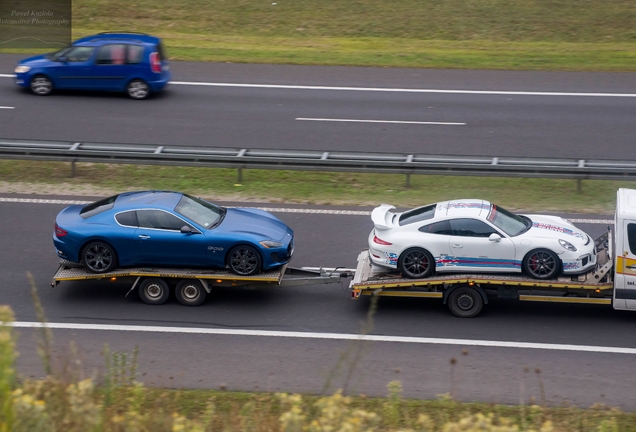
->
[48,46,96,89]
[135,210,208,267]
[93,44,134,90]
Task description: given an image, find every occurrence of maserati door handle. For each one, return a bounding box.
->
[138,235,150,239]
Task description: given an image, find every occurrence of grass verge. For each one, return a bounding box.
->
[1,160,634,213]
[3,0,636,71]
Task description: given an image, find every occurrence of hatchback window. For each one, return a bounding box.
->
[156,42,167,61]
[115,211,138,227]
[399,204,436,226]
[137,210,189,231]
[127,45,144,64]
[80,194,119,219]
[96,44,127,65]
[450,218,498,238]
[419,220,452,235]
[64,46,94,62]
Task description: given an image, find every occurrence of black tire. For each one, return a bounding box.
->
[138,278,170,305]
[447,286,484,318]
[30,75,53,96]
[127,79,150,100]
[398,248,435,279]
[523,248,561,280]
[175,279,207,306]
[228,245,262,276]
[82,241,117,274]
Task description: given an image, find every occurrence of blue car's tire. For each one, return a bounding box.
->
[138,278,170,305]
[30,75,53,96]
[81,241,117,274]
[127,79,150,100]
[228,245,262,276]
[175,279,206,306]
[398,247,435,279]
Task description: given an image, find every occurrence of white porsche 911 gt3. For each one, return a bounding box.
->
[368,199,596,280]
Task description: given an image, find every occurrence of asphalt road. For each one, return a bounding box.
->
[2,53,636,159]
[2,195,635,409]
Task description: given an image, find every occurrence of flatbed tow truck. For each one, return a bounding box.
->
[350,188,636,317]
[51,189,636,317]
[51,260,350,306]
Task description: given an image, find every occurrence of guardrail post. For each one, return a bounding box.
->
[406,173,411,188]
[238,168,243,183]
[577,178,582,193]
[71,160,76,178]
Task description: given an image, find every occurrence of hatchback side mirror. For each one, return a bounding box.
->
[57,56,68,63]
[180,225,193,234]
[489,233,502,242]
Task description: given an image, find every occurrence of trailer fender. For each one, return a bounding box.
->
[443,284,488,305]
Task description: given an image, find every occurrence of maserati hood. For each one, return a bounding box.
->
[217,208,291,241]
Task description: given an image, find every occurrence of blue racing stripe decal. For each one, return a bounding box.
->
[436,254,521,269]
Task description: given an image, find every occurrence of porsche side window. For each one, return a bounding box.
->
[628,223,636,255]
[138,210,188,231]
[399,204,436,226]
[419,220,452,235]
[115,211,138,228]
[451,218,497,238]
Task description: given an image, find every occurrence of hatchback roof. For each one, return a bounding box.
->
[73,32,161,46]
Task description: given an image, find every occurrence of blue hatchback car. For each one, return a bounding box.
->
[53,191,295,276]
[14,32,171,99]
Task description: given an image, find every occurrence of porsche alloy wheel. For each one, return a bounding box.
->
[398,248,435,279]
[523,249,560,280]
[228,245,262,276]
[82,241,117,273]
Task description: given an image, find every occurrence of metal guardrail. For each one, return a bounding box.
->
[1,138,636,181]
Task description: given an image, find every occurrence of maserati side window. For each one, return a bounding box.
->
[137,210,189,231]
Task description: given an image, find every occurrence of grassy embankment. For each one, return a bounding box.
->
[2,299,636,431]
[2,0,636,211]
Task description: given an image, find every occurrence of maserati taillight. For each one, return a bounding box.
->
[55,223,67,237]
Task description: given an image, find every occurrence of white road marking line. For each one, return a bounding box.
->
[9,321,636,354]
[0,198,612,222]
[1,74,634,97]
[296,118,465,126]
[0,106,14,109]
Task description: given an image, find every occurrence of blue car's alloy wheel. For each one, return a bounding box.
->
[30,75,53,96]
[127,79,150,100]
[228,245,262,276]
[82,241,117,274]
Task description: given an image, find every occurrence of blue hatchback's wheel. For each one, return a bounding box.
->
[30,75,53,96]
[127,79,150,99]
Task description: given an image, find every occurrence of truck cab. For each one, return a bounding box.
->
[613,188,636,310]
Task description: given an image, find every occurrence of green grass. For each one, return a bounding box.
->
[4,0,636,70]
[1,160,634,213]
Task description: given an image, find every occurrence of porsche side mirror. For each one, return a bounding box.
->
[489,233,502,242]
[180,225,193,234]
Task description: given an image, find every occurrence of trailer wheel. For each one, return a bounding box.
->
[175,279,206,306]
[447,286,483,318]
[138,278,169,305]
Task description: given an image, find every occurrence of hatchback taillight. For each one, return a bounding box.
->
[55,223,67,237]
[373,235,392,245]
[150,52,162,73]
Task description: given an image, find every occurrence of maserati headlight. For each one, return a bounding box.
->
[559,239,577,252]
[259,240,283,248]
[14,66,31,74]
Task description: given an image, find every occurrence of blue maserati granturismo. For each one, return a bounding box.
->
[53,191,294,276]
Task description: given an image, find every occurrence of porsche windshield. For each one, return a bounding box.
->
[175,195,225,229]
[487,205,531,237]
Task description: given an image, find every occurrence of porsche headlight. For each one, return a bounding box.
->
[14,66,31,74]
[259,240,283,248]
[559,239,577,252]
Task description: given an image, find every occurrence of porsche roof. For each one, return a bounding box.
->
[434,199,492,218]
